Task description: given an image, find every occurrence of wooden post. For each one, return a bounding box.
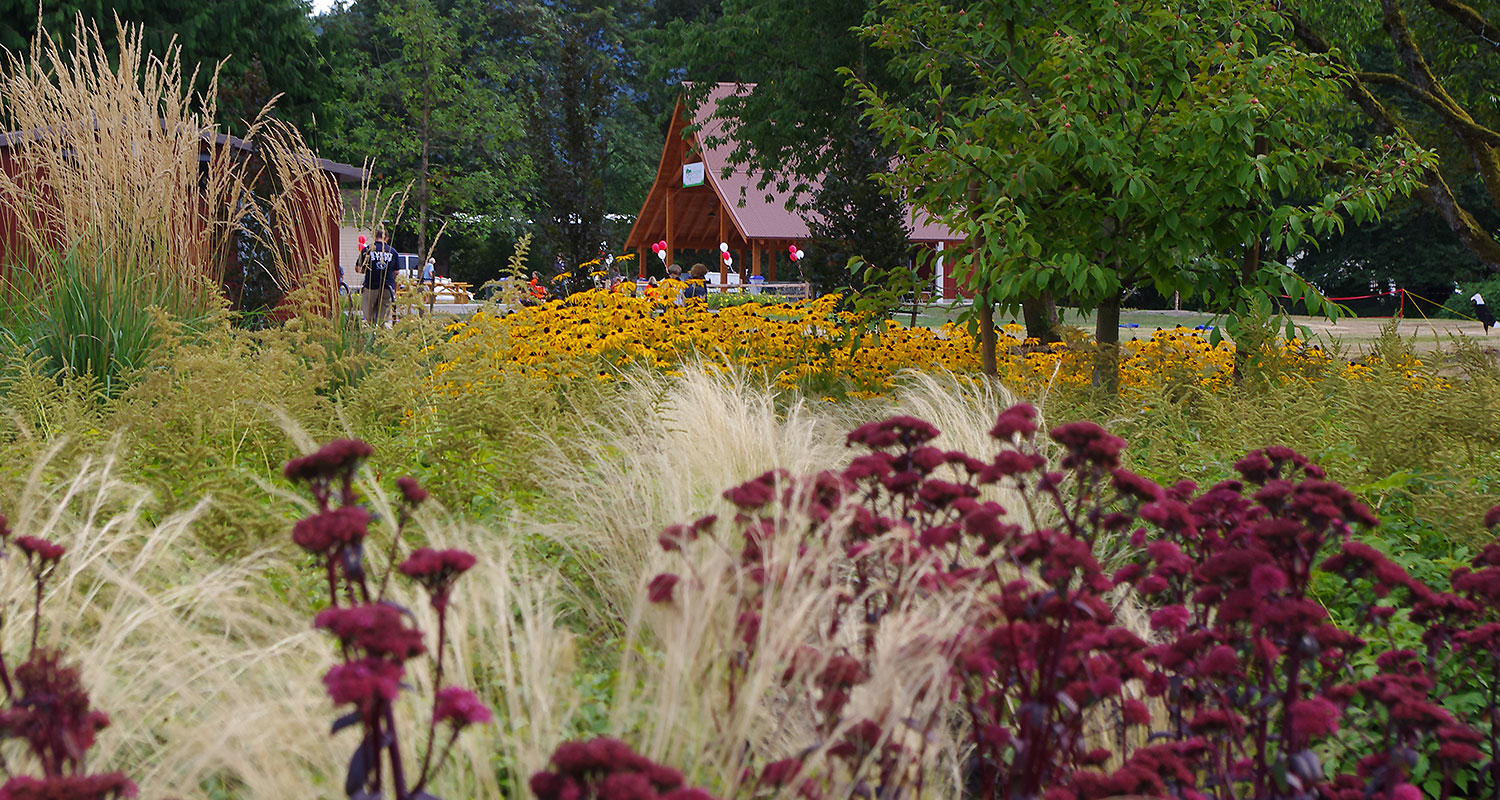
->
[665,189,675,269]
[718,211,729,286]
[769,246,777,281]
[752,245,762,278]
[640,248,649,279]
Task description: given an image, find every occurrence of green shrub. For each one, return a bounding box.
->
[1047,329,1500,557]
[0,249,218,395]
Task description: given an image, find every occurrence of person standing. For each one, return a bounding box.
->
[685,263,709,299]
[362,228,399,326]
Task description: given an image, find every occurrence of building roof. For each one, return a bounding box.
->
[0,119,367,182]
[625,82,957,252]
[692,83,811,241]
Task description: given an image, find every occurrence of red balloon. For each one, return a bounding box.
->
[722,251,731,261]
[788,244,796,253]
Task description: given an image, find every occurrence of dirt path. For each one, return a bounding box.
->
[1287,316,1482,353]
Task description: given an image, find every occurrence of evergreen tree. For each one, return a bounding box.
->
[667,0,911,288]
[0,0,327,132]
[320,0,532,261]
[525,0,656,270]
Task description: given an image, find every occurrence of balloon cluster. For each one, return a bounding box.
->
[788,244,805,262]
[719,242,733,268]
[650,240,668,262]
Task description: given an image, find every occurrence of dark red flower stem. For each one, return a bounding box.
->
[422,728,461,790]
[415,607,450,789]
[30,569,44,655]
[376,510,409,602]
[324,558,340,609]
[384,703,409,797]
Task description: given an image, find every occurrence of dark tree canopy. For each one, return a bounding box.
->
[1,0,327,132]
[667,0,913,283]
[1292,0,1500,272]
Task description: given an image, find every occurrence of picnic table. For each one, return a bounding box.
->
[394,279,475,319]
[706,281,812,300]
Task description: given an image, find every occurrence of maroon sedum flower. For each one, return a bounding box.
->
[323,658,404,718]
[647,573,679,604]
[433,686,493,729]
[13,536,64,562]
[290,506,370,554]
[283,438,373,484]
[395,476,429,506]
[399,547,477,609]
[314,604,426,661]
[0,774,137,799]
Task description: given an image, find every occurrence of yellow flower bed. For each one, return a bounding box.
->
[429,290,1417,399]
[436,288,975,398]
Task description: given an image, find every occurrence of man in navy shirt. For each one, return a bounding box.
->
[360,228,399,326]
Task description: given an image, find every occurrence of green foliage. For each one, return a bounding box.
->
[0,249,216,396]
[0,302,583,553]
[1049,331,1500,560]
[669,0,890,196]
[320,0,532,258]
[0,0,327,132]
[1296,0,1500,271]
[1299,180,1500,309]
[804,119,913,295]
[852,0,1434,384]
[704,291,793,309]
[669,0,913,286]
[525,1,653,268]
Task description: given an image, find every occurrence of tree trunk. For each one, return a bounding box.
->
[1022,293,1060,343]
[1234,234,1265,382]
[1093,296,1121,394]
[979,299,998,377]
[966,178,998,377]
[418,96,431,261]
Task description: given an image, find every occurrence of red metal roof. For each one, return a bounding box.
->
[661,83,959,244]
[693,83,812,241]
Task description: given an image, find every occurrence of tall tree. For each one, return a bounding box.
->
[1291,0,1500,273]
[667,0,915,288]
[321,0,532,260]
[525,0,654,270]
[804,114,912,295]
[0,0,327,132]
[854,0,1431,388]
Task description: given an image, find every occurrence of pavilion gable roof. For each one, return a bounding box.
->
[625,82,958,251]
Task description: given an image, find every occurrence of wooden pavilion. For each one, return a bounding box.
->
[625,82,964,297]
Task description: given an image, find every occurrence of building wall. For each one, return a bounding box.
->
[337,224,364,288]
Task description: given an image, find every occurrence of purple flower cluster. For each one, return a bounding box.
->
[597,406,1500,800]
[531,737,717,800]
[0,506,133,798]
[285,441,488,799]
[398,548,476,611]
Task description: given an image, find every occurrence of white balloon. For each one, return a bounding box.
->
[656,250,667,261]
[719,242,729,253]
[795,249,805,260]
[725,257,733,267]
